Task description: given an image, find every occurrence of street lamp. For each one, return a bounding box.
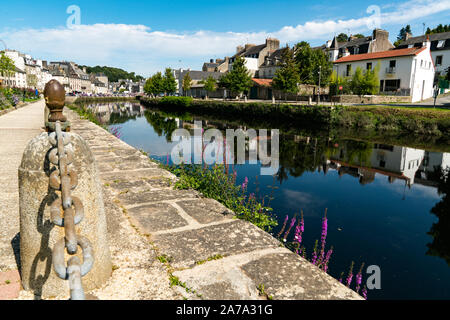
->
[317,65,322,104]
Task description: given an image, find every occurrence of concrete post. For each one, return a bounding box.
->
[18,80,111,298]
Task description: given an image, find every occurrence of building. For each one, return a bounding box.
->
[228,38,280,77]
[258,47,288,79]
[202,58,229,73]
[174,69,223,97]
[316,29,394,62]
[396,31,450,78]
[48,61,92,93]
[333,37,435,102]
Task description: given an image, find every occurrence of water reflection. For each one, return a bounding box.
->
[81,102,450,299]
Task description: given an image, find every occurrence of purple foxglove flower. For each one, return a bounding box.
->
[346,261,354,287]
[355,263,365,293]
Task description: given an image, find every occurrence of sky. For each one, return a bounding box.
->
[0,0,449,77]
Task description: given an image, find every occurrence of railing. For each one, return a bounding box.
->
[385,67,396,74]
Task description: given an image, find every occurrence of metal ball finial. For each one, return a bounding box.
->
[44,80,67,123]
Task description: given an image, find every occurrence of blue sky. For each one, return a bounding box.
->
[1,0,449,76]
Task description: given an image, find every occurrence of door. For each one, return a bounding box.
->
[421,80,425,101]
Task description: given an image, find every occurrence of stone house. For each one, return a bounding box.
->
[315,29,394,62]
[228,38,280,77]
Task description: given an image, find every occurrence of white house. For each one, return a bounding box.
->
[397,31,450,79]
[333,37,435,102]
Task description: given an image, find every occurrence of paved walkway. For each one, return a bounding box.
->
[1,101,362,300]
[0,100,45,299]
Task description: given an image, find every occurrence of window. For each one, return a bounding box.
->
[346,64,352,76]
[420,60,423,67]
[437,40,445,48]
[354,47,359,54]
[384,79,401,92]
[389,60,396,68]
[366,62,372,70]
[436,55,443,66]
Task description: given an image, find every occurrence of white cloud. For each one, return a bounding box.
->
[1,0,449,76]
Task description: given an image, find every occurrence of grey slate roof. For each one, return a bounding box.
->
[175,70,222,81]
[397,32,450,51]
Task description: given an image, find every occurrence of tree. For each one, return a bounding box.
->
[394,25,412,47]
[336,33,349,42]
[200,76,217,99]
[182,72,192,96]
[272,47,300,100]
[152,72,165,95]
[311,49,333,87]
[163,68,177,95]
[144,77,154,96]
[352,34,365,39]
[426,24,450,35]
[294,42,314,84]
[350,63,380,95]
[218,56,253,98]
[446,67,450,81]
[294,42,332,86]
[0,52,16,87]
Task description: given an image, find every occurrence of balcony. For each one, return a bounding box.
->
[386,67,396,74]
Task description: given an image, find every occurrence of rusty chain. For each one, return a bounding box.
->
[48,121,94,300]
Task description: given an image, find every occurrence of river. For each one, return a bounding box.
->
[83,101,450,300]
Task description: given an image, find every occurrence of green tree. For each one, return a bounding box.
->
[200,76,217,99]
[218,56,253,98]
[163,68,177,95]
[336,33,349,42]
[144,77,154,96]
[0,52,16,87]
[352,34,365,39]
[350,63,380,95]
[329,70,351,95]
[294,42,332,86]
[272,47,300,100]
[394,25,412,47]
[152,72,165,96]
[311,49,332,87]
[182,72,192,96]
[426,24,450,35]
[294,41,314,84]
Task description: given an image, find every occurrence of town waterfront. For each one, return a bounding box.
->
[82,101,450,300]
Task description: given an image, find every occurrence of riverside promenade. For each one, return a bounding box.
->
[0,99,362,300]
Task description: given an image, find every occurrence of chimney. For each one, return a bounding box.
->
[245,44,256,51]
[83,67,87,73]
[404,32,412,41]
[373,28,389,41]
[343,48,350,57]
[236,45,244,53]
[423,35,431,48]
[265,38,280,51]
[349,34,357,41]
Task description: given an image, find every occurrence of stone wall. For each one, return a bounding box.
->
[331,94,412,104]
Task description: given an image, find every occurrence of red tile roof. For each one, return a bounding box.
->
[334,47,427,63]
[252,78,273,87]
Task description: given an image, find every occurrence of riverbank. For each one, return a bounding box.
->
[140,97,450,138]
[73,96,138,104]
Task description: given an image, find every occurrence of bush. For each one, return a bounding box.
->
[160,96,193,107]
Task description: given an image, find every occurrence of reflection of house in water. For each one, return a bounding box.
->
[328,143,426,187]
[416,151,450,187]
[93,103,144,124]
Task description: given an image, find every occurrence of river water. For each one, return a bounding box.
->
[85,101,450,300]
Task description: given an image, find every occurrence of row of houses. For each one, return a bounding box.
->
[175,28,450,102]
[0,50,145,95]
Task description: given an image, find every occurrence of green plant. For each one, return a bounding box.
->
[166,163,277,232]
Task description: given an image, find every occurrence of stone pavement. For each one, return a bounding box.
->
[1,100,362,300]
[0,100,45,300]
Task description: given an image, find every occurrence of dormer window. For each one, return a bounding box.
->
[437,40,445,48]
[354,47,359,54]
